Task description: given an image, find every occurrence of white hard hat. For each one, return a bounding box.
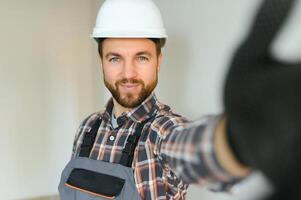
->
[92,0,168,39]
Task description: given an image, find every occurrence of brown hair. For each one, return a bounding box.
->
[96,38,166,58]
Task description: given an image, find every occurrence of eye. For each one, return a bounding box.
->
[137,56,149,62]
[108,57,120,63]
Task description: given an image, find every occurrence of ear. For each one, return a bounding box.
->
[157,53,163,72]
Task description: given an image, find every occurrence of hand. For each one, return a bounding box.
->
[223,0,301,199]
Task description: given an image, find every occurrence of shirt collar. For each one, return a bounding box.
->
[101,92,159,124]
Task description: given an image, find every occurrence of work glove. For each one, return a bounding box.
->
[223,0,301,199]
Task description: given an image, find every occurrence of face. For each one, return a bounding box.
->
[101,38,162,108]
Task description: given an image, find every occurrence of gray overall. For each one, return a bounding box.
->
[58,118,148,200]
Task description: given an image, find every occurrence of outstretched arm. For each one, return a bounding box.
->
[152,115,250,191]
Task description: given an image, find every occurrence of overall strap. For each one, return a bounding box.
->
[79,118,102,157]
[119,117,153,167]
[78,116,153,166]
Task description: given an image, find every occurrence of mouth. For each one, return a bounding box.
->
[119,83,141,91]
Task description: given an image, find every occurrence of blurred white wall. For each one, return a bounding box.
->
[0,0,104,199]
[1,0,300,199]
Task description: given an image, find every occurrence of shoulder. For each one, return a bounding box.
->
[150,101,189,135]
[71,111,103,157]
[77,111,103,132]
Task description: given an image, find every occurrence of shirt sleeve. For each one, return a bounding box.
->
[152,114,243,192]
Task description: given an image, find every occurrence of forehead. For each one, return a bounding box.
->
[102,38,156,55]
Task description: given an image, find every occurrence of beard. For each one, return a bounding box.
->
[104,75,158,108]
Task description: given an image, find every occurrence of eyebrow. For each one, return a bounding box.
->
[104,51,153,60]
[105,52,121,60]
[136,51,152,57]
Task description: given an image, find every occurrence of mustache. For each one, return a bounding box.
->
[116,78,144,85]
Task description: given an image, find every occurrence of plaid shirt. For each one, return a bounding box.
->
[72,93,240,199]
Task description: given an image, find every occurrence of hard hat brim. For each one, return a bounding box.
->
[91,28,168,39]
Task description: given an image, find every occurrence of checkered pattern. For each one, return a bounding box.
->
[71,93,240,199]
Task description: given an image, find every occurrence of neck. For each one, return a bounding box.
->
[112,99,132,118]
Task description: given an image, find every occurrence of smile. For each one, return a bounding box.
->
[119,83,140,90]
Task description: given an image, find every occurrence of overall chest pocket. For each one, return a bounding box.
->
[65,168,125,199]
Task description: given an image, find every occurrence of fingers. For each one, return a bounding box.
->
[231,0,296,66]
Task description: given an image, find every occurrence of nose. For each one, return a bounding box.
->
[122,59,137,79]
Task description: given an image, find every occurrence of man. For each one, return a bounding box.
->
[58,0,250,199]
